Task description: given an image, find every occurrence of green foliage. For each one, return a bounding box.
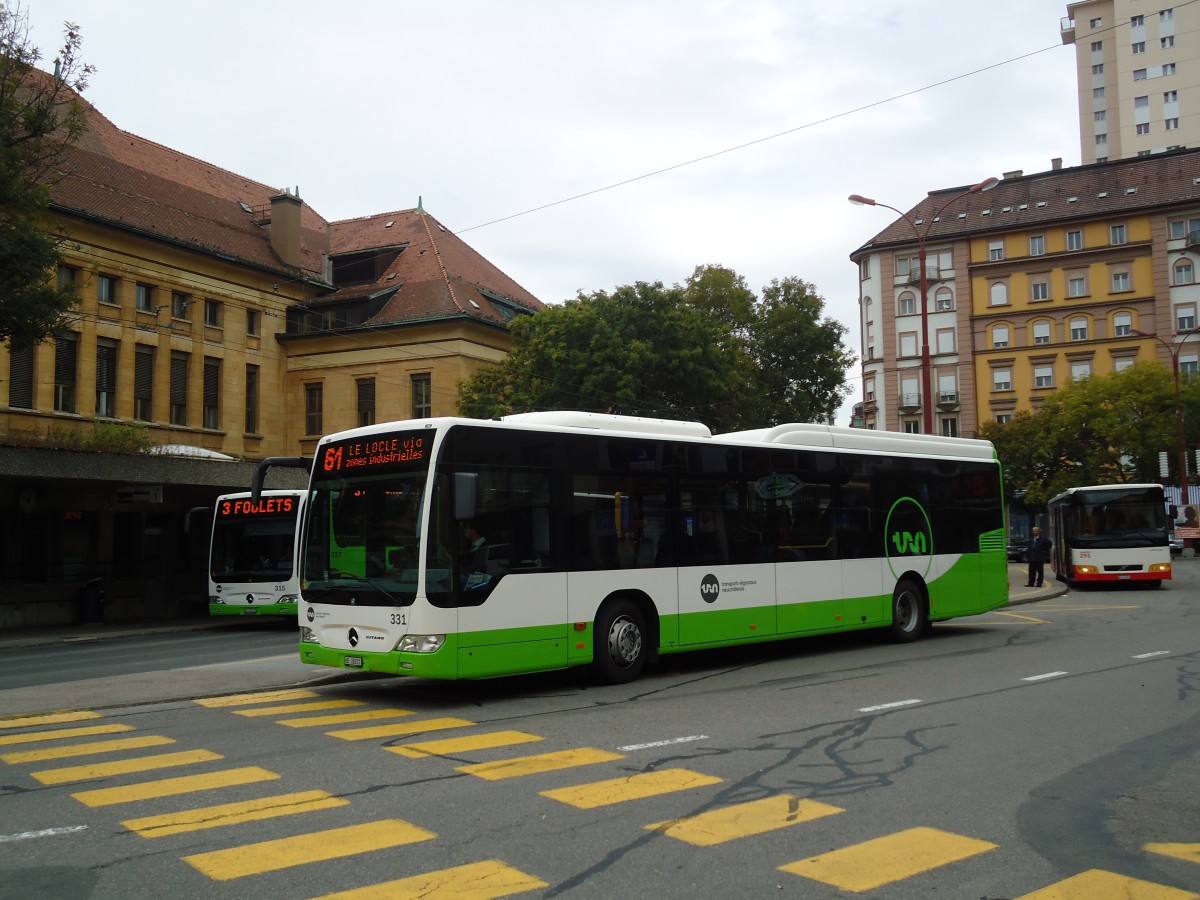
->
[0,3,92,350]
[43,421,154,454]
[979,363,1200,508]
[457,265,854,432]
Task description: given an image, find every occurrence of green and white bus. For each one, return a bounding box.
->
[208,490,305,617]
[264,412,1007,683]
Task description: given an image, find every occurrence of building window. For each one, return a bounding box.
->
[1094,110,1106,123]
[902,420,920,434]
[1115,358,1134,372]
[95,337,118,418]
[57,264,77,289]
[1090,17,1102,27]
[1068,276,1088,297]
[1163,36,1175,48]
[1034,365,1054,388]
[305,383,323,436]
[1183,357,1200,379]
[245,364,259,433]
[898,292,916,316]
[993,368,1012,391]
[1071,361,1092,381]
[411,373,432,418]
[992,324,1010,348]
[1093,64,1104,75]
[899,332,918,357]
[1134,69,1147,81]
[204,299,221,328]
[989,240,1005,261]
[1033,321,1052,345]
[136,283,154,313]
[54,333,77,413]
[8,345,33,409]
[1136,123,1150,135]
[1131,14,1144,26]
[1175,260,1195,284]
[1110,224,1127,245]
[1070,317,1089,341]
[171,291,190,319]
[1091,40,1103,52]
[1094,86,1105,100]
[1096,133,1108,146]
[134,345,154,421]
[1067,230,1083,251]
[990,283,1008,306]
[1114,312,1133,337]
[864,379,875,401]
[1178,306,1197,330]
[97,274,118,305]
[1164,63,1177,75]
[1029,235,1045,256]
[1165,90,1178,103]
[1170,217,1200,239]
[940,417,959,438]
[995,414,1013,424]
[1032,280,1050,301]
[860,258,870,280]
[357,377,376,427]
[1112,271,1131,292]
[934,289,953,311]
[170,351,189,425]
[247,309,260,336]
[935,328,955,354]
[1132,41,1146,54]
[203,356,220,429]
[1167,118,1180,130]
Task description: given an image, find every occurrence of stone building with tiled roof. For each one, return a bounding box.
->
[850,148,1200,441]
[0,82,543,627]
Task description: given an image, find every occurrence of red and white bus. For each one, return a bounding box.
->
[1048,483,1172,587]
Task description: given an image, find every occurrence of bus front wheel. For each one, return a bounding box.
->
[888,578,928,643]
[593,599,647,684]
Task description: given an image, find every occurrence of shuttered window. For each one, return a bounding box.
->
[96,338,118,418]
[134,345,154,421]
[170,350,188,425]
[305,383,323,436]
[245,364,259,433]
[203,356,220,429]
[357,377,376,427]
[55,334,78,412]
[8,345,33,408]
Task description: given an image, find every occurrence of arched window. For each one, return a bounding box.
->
[1175,259,1195,285]
[898,292,916,316]
[990,282,1008,306]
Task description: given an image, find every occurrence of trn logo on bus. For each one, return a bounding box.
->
[884,496,933,580]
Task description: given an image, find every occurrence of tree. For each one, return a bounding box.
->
[978,363,1200,508]
[457,265,854,432]
[0,3,92,350]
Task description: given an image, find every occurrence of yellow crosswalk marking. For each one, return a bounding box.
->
[1014,868,1198,899]
[0,723,133,745]
[182,819,436,880]
[194,689,320,707]
[33,748,223,786]
[0,710,102,728]
[277,709,415,728]
[1146,843,1200,866]
[73,766,279,807]
[2,734,173,764]
[458,748,622,781]
[123,790,348,837]
[233,700,366,717]
[311,859,549,899]
[541,768,724,809]
[780,827,996,891]
[326,718,474,741]
[646,794,844,846]
[389,730,544,759]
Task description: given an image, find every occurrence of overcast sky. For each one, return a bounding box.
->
[25,1,1080,425]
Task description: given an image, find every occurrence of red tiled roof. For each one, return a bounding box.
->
[853,148,1200,254]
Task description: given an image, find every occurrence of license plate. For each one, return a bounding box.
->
[241,608,259,615]
[344,656,363,668]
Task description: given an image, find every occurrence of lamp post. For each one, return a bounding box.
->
[1133,324,1200,505]
[850,177,999,434]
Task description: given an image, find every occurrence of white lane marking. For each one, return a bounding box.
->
[857,699,921,713]
[1133,651,1171,659]
[0,825,88,843]
[618,735,708,752]
[1022,672,1068,682]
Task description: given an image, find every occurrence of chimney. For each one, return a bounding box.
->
[269,190,303,269]
[1051,157,1063,170]
[1003,169,1024,180]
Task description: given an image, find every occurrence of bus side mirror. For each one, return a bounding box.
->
[454,472,478,521]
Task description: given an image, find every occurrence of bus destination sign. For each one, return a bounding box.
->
[218,495,298,518]
[320,432,426,476]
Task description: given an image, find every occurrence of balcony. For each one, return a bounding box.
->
[1060,16,1075,44]
[898,392,922,412]
[937,391,960,410]
[902,265,944,286]
[1187,229,1200,250]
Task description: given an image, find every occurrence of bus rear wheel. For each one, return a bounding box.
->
[888,578,928,643]
[593,599,647,684]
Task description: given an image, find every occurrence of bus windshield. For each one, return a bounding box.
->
[301,429,430,606]
[211,498,299,583]
[1066,489,1168,549]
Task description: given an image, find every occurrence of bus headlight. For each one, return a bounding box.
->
[210,596,225,605]
[300,627,317,643]
[1150,563,1172,574]
[279,594,298,604]
[399,634,445,653]
[1073,565,1099,575]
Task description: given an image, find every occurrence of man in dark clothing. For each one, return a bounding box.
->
[1026,527,1052,587]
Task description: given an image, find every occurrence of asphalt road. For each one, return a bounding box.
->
[1,565,1197,899]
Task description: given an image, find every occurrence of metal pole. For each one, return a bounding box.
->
[918,242,932,434]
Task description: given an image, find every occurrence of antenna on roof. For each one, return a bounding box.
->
[416,195,425,214]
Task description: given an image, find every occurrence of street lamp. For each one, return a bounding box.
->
[1133,324,1200,505]
[850,177,999,434]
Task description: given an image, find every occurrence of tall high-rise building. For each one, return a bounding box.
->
[1062,2,1200,163]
